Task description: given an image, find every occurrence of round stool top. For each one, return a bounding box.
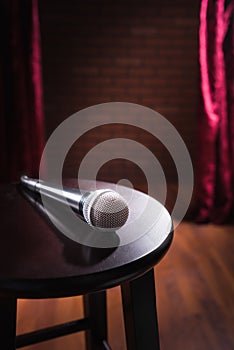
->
[0,180,173,298]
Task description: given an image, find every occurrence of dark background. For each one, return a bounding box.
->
[39,0,200,192]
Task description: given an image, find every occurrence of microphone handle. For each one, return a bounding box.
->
[20,176,87,213]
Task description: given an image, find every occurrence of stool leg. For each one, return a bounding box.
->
[0,297,17,350]
[83,290,107,350]
[121,269,160,350]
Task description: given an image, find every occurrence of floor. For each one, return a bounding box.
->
[16,222,234,349]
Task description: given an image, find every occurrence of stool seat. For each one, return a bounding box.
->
[0,180,173,349]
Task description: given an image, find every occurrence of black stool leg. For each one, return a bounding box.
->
[121,269,160,350]
[0,297,17,350]
[83,290,108,350]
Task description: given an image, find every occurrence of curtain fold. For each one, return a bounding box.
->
[0,0,45,182]
[195,0,234,223]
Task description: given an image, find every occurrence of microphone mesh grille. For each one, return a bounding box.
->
[85,190,129,230]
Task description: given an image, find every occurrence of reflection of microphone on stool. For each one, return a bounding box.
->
[20,175,129,231]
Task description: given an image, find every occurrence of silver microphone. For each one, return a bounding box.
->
[20,175,129,231]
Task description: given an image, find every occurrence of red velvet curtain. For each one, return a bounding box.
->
[0,0,44,182]
[195,0,234,223]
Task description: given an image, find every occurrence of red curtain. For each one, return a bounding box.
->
[195,0,234,223]
[0,0,45,182]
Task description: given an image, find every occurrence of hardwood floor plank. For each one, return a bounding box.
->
[156,223,234,350]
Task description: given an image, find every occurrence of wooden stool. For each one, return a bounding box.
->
[0,181,173,350]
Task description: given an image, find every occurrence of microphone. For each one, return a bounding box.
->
[20,175,129,231]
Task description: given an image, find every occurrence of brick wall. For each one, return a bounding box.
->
[39,0,200,195]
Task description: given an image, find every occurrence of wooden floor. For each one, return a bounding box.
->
[16,222,234,350]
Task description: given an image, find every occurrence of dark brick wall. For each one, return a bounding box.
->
[39,0,200,191]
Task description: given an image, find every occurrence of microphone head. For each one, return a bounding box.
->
[82,189,129,231]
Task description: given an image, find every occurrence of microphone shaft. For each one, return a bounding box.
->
[20,176,84,212]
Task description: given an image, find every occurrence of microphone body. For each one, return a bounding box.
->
[20,176,129,231]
